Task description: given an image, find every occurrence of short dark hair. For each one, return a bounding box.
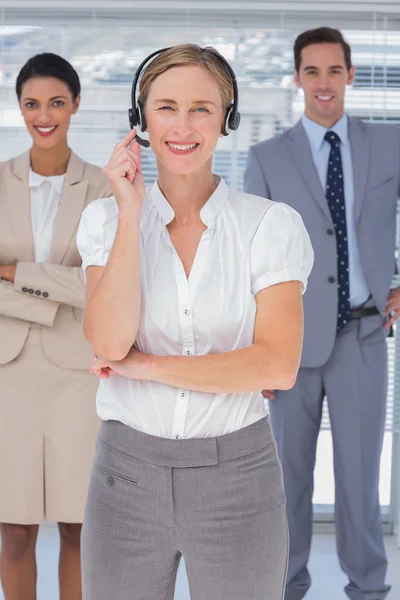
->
[16,52,81,101]
[294,27,352,73]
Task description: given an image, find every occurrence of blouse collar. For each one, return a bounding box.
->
[29,168,65,195]
[150,176,230,226]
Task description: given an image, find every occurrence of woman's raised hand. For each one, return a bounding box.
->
[103,129,146,213]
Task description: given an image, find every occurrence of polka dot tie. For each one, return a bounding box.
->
[324,131,351,332]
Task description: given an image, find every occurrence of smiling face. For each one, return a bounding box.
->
[19,76,80,149]
[144,64,225,176]
[295,43,355,127]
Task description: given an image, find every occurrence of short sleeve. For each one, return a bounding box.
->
[76,197,119,272]
[250,203,314,295]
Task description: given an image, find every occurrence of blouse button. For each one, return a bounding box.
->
[183,309,190,316]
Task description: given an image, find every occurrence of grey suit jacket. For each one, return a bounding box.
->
[244,117,400,368]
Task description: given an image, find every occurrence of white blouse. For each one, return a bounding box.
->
[29,169,65,263]
[77,177,314,439]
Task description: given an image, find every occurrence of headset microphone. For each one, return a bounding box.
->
[134,136,150,148]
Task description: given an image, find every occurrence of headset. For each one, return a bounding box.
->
[128,46,241,148]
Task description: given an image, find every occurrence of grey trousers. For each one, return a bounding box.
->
[81,416,288,600]
[269,319,391,600]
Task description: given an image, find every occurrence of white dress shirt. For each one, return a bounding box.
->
[301,114,370,307]
[77,177,314,439]
[29,169,65,263]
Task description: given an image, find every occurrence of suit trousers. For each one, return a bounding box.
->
[81,416,288,600]
[269,319,391,600]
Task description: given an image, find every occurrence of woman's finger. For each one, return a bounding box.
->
[90,367,105,377]
[261,389,276,400]
[104,130,138,168]
[90,353,109,369]
[97,370,111,379]
[115,129,138,150]
[108,148,142,174]
[128,137,142,160]
[104,153,142,183]
[92,366,113,379]
[105,160,137,184]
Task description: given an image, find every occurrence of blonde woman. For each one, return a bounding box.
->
[77,44,314,600]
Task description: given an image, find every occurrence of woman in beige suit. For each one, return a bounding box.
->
[0,53,110,600]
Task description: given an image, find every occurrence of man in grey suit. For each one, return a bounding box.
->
[244,27,400,600]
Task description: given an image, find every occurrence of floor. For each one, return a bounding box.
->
[0,529,399,599]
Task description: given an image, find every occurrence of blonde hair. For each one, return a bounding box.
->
[138,44,234,112]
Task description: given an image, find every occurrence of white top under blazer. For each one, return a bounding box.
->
[29,169,65,263]
[77,176,314,439]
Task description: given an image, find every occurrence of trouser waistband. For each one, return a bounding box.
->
[99,417,273,468]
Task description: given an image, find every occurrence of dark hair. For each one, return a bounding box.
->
[294,27,352,73]
[16,52,81,101]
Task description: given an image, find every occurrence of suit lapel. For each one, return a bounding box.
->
[6,151,35,261]
[49,151,88,264]
[348,117,370,223]
[286,121,332,222]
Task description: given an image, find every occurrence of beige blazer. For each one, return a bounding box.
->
[0,150,111,368]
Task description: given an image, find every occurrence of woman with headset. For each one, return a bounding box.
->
[77,44,314,599]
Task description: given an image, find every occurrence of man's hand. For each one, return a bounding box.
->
[384,287,400,329]
[0,264,17,283]
[261,390,276,400]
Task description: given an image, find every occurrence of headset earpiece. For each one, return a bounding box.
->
[128,108,135,130]
[221,106,231,137]
[137,99,146,133]
[230,110,241,132]
[221,103,241,136]
[128,101,150,148]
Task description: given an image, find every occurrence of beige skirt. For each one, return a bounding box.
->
[0,325,100,524]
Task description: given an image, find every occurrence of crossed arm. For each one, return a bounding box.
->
[89,279,304,394]
[0,261,86,326]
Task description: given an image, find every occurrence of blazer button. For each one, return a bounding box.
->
[43,292,49,298]
[28,288,34,294]
[327,228,334,235]
[35,290,41,296]
[22,287,28,293]
[328,276,336,283]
